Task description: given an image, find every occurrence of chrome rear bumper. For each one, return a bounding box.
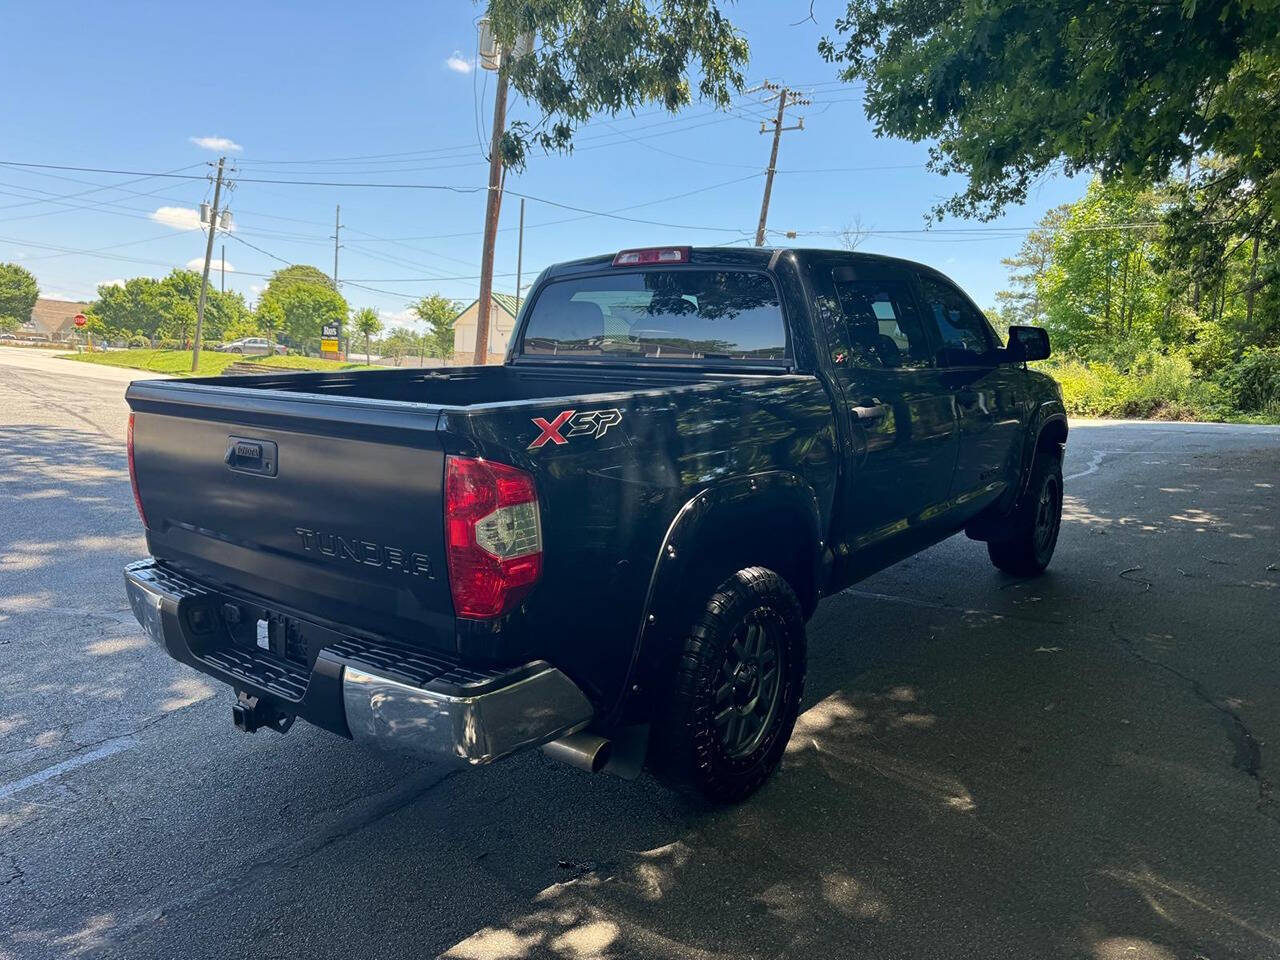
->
[343,663,593,765]
[124,558,594,765]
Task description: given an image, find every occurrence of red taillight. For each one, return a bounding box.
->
[126,412,148,528]
[444,455,542,619]
[612,246,690,266]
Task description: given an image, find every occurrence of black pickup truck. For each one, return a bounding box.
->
[124,246,1067,802]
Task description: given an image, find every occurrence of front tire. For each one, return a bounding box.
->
[649,567,806,804]
[987,445,1063,576]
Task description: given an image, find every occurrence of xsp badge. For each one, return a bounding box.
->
[295,527,433,578]
[528,408,623,449]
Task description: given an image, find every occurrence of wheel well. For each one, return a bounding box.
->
[1040,417,1068,449]
[673,501,820,619]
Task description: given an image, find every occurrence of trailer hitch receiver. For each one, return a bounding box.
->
[232,692,295,735]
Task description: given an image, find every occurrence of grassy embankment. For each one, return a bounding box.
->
[57,349,376,377]
[1039,352,1280,424]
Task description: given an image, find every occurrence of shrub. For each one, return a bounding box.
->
[1042,351,1225,420]
[1219,346,1280,413]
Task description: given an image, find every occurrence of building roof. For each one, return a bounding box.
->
[23,298,90,338]
[454,292,521,322]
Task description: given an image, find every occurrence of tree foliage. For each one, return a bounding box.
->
[261,282,348,349]
[483,0,749,167]
[352,306,383,364]
[256,265,348,350]
[87,270,249,345]
[996,176,1278,417]
[0,262,39,331]
[820,0,1280,241]
[411,293,459,360]
[263,264,334,299]
[379,327,419,367]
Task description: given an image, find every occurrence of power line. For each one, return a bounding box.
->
[0,162,759,233]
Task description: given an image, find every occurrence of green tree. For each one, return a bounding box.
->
[87,270,250,345]
[820,0,1280,240]
[352,307,383,364]
[1042,181,1174,360]
[995,206,1068,329]
[381,327,418,367]
[481,1,748,168]
[257,265,347,352]
[0,262,39,331]
[411,294,458,362]
[263,264,335,298]
[261,283,348,352]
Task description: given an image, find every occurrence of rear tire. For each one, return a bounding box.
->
[649,567,806,804]
[987,445,1063,576]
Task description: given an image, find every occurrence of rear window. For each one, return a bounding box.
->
[518,270,788,362]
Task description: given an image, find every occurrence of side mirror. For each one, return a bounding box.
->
[1006,325,1050,362]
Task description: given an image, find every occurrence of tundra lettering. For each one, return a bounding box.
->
[294,527,433,578]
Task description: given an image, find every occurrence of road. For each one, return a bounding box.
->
[1,347,1278,960]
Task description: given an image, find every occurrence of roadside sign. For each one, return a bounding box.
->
[73,314,87,328]
[321,322,341,358]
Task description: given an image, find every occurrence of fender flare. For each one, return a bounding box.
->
[1015,406,1069,505]
[606,470,826,727]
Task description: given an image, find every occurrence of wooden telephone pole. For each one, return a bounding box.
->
[473,55,510,365]
[192,157,227,372]
[752,82,810,246]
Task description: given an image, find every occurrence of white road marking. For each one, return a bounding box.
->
[0,736,137,802]
[1066,448,1110,481]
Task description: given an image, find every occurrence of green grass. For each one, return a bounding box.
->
[57,349,376,376]
[248,354,376,371]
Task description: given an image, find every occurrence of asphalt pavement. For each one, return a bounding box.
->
[1,347,1278,960]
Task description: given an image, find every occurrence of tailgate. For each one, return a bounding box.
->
[126,380,454,648]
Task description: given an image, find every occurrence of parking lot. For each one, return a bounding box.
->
[2,347,1278,960]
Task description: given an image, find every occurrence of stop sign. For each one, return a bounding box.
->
[73,314,87,328]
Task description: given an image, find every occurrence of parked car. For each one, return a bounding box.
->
[123,246,1066,803]
[217,337,286,355]
[0,332,17,340]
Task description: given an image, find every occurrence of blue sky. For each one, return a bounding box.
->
[1,1,1083,328]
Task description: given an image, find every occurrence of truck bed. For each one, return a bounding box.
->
[125,362,796,662]
[176,362,751,406]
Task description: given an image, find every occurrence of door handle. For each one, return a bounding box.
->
[853,402,888,421]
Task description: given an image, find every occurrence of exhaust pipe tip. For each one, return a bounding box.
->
[543,731,612,774]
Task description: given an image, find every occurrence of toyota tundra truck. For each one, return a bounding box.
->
[123,246,1067,802]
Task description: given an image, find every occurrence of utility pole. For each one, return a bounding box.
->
[192,156,227,372]
[220,243,225,294]
[752,82,810,246]
[331,204,342,287]
[474,68,509,365]
[514,197,524,309]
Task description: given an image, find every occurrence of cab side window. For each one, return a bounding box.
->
[825,263,933,370]
[916,274,1000,366]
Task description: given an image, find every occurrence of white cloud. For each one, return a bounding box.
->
[150,205,235,232]
[150,206,202,230]
[190,135,243,152]
[100,278,127,289]
[444,51,474,74]
[379,307,417,328]
[185,257,235,273]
